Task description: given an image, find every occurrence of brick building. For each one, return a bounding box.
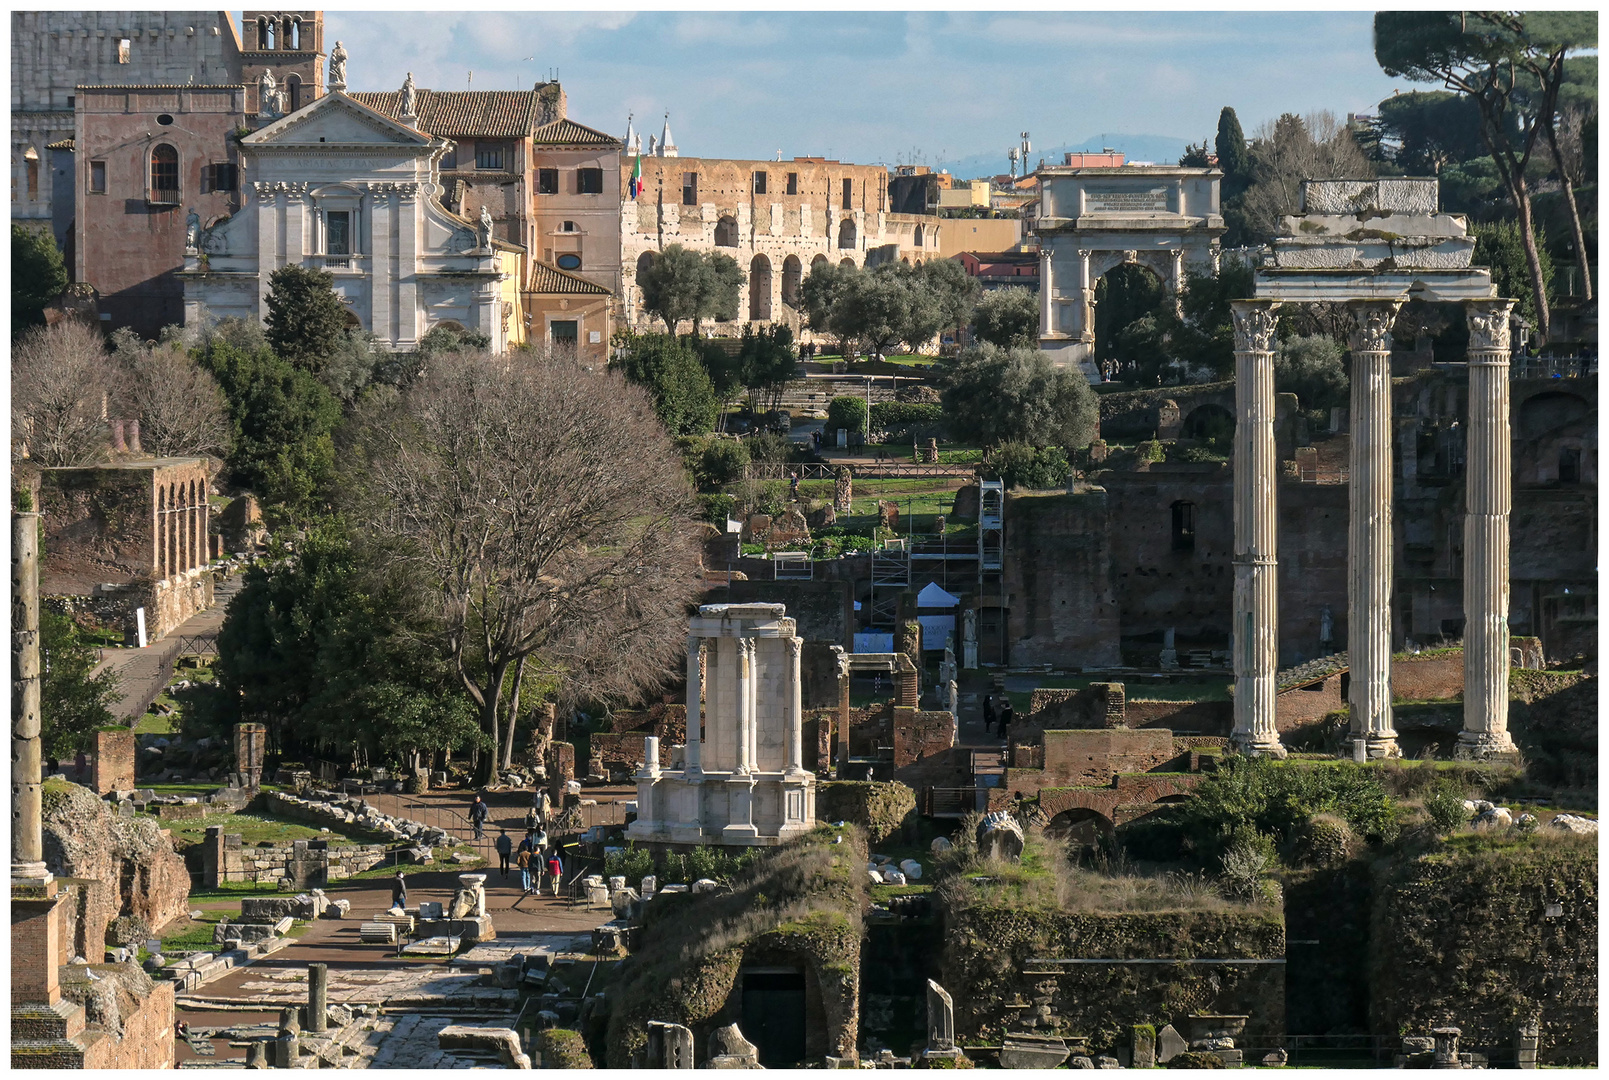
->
[621,140,942,337]
[71,84,246,337]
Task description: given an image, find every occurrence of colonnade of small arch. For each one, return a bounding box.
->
[155,476,208,579]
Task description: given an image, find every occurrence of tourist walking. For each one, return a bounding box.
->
[998,701,1014,746]
[494,829,513,878]
[390,870,408,911]
[515,834,537,894]
[546,851,564,897]
[468,794,489,841]
[982,695,996,734]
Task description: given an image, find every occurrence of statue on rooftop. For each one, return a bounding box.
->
[327,40,347,90]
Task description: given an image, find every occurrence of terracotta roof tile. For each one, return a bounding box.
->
[349,88,540,139]
[530,118,620,148]
[527,260,611,296]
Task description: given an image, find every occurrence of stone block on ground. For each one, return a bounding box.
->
[437,1024,531,1069]
[1000,1034,1071,1069]
[1157,1024,1188,1064]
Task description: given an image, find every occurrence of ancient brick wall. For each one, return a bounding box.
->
[1001,728,1179,794]
[890,707,953,768]
[92,728,136,794]
[1003,491,1122,668]
[1122,699,1231,735]
[1390,652,1463,701]
[1027,684,1125,728]
[81,973,176,1070]
[1275,675,1345,734]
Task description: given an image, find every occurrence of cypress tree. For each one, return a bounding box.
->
[1215,107,1249,194]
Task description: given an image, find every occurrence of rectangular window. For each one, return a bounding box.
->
[212,162,239,192]
[538,168,559,195]
[786,172,798,195]
[682,171,698,206]
[842,177,853,209]
[66,95,74,108]
[753,170,767,195]
[26,161,38,199]
[117,37,131,63]
[577,167,603,194]
[326,211,350,255]
[475,144,505,170]
[440,145,458,170]
[90,160,107,193]
[550,319,578,350]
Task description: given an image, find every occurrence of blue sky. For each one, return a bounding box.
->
[318,10,1409,174]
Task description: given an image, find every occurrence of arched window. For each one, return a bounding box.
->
[837,218,857,249]
[913,223,924,247]
[286,74,302,112]
[561,221,577,232]
[258,17,271,49]
[749,254,772,321]
[281,16,294,49]
[24,147,38,200]
[288,17,301,50]
[1170,500,1195,552]
[781,255,802,307]
[150,144,179,202]
[714,214,739,248]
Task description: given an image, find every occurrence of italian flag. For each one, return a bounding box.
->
[629,154,642,200]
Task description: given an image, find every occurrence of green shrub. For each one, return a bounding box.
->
[983,442,1069,490]
[1217,827,1276,898]
[1166,1050,1225,1069]
[869,400,945,433]
[698,492,737,525]
[1423,778,1470,834]
[746,430,795,466]
[826,395,869,433]
[700,438,750,487]
[605,846,656,889]
[1289,813,1353,867]
[1137,439,1165,463]
[536,1029,593,1069]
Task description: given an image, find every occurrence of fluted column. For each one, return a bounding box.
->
[1346,301,1404,759]
[736,638,755,774]
[786,637,805,774]
[1229,300,1285,757]
[1039,244,1055,336]
[683,636,703,775]
[1458,300,1517,758]
[13,513,49,885]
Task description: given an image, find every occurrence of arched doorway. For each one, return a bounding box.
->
[715,215,739,248]
[1045,808,1115,851]
[1181,403,1235,451]
[749,254,773,321]
[1518,391,1589,440]
[810,254,828,274]
[1092,262,1166,373]
[839,257,855,269]
[286,74,303,112]
[781,254,802,307]
[837,219,857,250]
[913,223,924,247]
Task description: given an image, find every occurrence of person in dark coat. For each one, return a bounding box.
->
[998,701,1014,746]
[390,871,408,910]
[494,829,513,878]
[469,795,489,840]
[982,695,996,734]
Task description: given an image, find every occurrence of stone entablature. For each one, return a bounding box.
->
[1030,165,1224,380]
[179,90,522,353]
[628,603,816,846]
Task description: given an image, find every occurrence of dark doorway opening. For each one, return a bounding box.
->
[741,969,807,1067]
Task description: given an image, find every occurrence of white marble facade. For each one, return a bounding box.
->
[628,603,816,847]
[179,90,517,352]
[1030,165,1224,380]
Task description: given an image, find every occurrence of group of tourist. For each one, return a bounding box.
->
[981,694,1014,744]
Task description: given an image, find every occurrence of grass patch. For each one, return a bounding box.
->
[134,712,182,735]
[345,847,484,879]
[158,812,352,849]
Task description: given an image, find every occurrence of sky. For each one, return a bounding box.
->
[316,9,1411,174]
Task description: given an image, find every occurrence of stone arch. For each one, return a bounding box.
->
[343,310,362,329]
[1045,807,1115,847]
[1181,402,1236,442]
[281,15,294,48]
[837,218,857,250]
[781,254,803,307]
[288,16,302,50]
[715,215,739,248]
[900,256,910,266]
[1517,390,1589,440]
[913,223,924,247]
[811,254,829,274]
[156,485,167,577]
[286,73,303,112]
[749,254,773,321]
[259,16,273,49]
[1091,260,1166,369]
[150,143,179,201]
[839,257,855,269]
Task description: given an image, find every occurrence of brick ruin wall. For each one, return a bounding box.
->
[92,728,136,794]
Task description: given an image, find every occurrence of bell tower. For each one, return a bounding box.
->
[240,10,326,114]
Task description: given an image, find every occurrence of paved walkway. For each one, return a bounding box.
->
[94,571,243,721]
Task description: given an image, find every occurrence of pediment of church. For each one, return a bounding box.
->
[244,92,431,148]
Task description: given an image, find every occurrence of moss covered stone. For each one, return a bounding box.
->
[536,1028,593,1069]
[817,781,917,844]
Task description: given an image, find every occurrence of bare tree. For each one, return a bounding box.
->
[11,321,110,466]
[110,331,233,459]
[1240,111,1374,244]
[347,347,703,783]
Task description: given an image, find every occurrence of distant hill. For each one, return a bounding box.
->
[934,133,1192,180]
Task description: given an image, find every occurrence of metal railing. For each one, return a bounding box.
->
[1511,356,1595,380]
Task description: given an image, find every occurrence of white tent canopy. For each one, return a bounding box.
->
[916,582,961,609]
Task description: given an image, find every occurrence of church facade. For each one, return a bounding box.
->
[178,89,524,352]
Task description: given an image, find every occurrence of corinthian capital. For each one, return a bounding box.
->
[1231,301,1280,353]
[1466,299,1515,352]
[1348,301,1402,353]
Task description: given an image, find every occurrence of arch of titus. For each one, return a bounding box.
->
[627,604,816,846]
[1230,178,1517,761]
[1032,163,1224,380]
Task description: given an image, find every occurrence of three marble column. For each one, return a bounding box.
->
[1228,298,1517,759]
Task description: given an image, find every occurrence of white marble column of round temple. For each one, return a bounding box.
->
[683,636,703,774]
[1229,300,1286,757]
[1345,300,1404,759]
[1458,299,1518,758]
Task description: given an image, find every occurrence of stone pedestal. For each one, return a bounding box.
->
[1229,302,1286,757]
[1457,300,1518,759]
[1345,301,1403,759]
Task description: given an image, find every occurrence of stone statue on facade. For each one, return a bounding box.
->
[327,40,347,90]
[400,72,417,120]
[259,70,281,118]
[185,208,201,253]
[477,204,494,250]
